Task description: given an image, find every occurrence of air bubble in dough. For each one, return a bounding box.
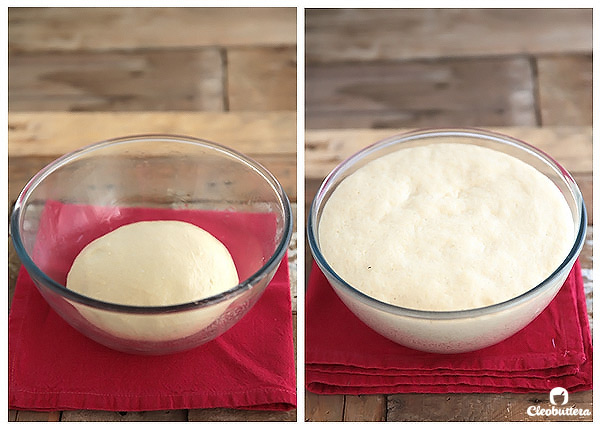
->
[318,143,574,311]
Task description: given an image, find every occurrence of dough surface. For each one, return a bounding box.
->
[318,143,574,311]
[66,220,239,342]
[67,220,239,306]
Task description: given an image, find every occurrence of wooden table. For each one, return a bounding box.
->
[8,8,297,422]
[305,9,592,422]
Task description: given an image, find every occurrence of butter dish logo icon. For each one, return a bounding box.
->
[549,387,568,406]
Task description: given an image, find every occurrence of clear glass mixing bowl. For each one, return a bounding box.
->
[11,134,292,355]
[308,128,586,353]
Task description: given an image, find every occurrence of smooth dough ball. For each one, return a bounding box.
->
[66,220,239,342]
[68,220,239,305]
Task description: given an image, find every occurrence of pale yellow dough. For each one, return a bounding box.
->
[67,220,239,341]
[319,143,574,311]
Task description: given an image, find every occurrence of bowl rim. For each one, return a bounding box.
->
[308,127,587,320]
[11,133,293,314]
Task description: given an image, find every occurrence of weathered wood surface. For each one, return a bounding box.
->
[7,112,297,205]
[9,49,225,112]
[9,47,298,113]
[228,47,297,111]
[344,395,387,422]
[61,410,187,422]
[306,57,537,129]
[305,8,592,423]
[8,112,296,157]
[306,9,592,63]
[188,408,297,422]
[9,8,296,52]
[537,55,593,126]
[387,391,593,422]
[14,411,61,422]
[305,392,345,422]
[8,409,18,422]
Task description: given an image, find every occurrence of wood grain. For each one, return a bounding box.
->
[537,55,593,126]
[305,392,344,422]
[306,57,537,129]
[306,9,592,63]
[7,111,296,201]
[8,112,295,157]
[344,395,386,421]
[573,173,593,225]
[188,408,296,422]
[9,8,296,52]
[387,391,593,422]
[61,410,187,422]
[228,47,297,111]
[15,411,61,422]
[305,126,592,178]
[9,49,224,112]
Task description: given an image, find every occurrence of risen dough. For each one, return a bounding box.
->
[67,220,239,341]
[319,143,574,311]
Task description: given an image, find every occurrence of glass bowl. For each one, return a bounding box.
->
[308,128,586,354]
[11,134,292,355]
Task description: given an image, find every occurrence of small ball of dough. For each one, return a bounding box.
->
[66,220,239,343]
[67,220,239,306]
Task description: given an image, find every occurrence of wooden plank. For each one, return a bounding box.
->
[15,410,61,421]
[306,9,592,63]
[61,409,187,421]
[305,127,592,179]
[9,48,224,112]
[188,408,296,422]
[8,112,296,157]
[344,395,386,422]
[537,55,592,126]
[305,392,345,422]
[228,47,296,111]
[252,155,297,202]
[306,57,536,129]
[9,8,296,52]
[8,409,17,421]
[573,173,592,225]
[8,155,296,214]
[305,178,321,280]
[8,155,61,205]
[387,391,592,422]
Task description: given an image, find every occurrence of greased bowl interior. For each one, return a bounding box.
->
[308,128,586,353]
[11,134,292,355]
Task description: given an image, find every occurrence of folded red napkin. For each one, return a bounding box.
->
[306,261,592,394]
[9,202,296,411]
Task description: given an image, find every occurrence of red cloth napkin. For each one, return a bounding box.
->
[9,202,296,411]
[306,261,592,394]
